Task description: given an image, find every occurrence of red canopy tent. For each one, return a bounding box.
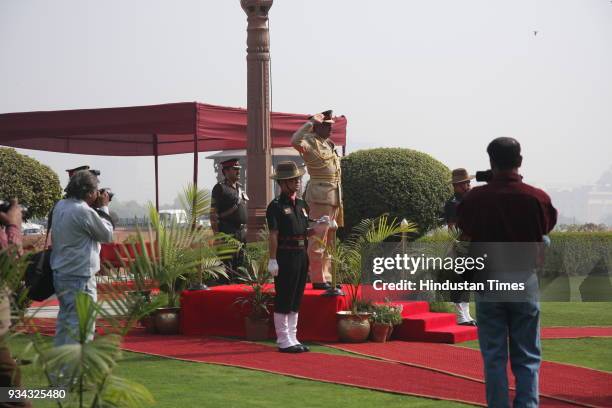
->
[0,102,347,208]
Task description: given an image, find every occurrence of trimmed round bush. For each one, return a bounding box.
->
[341,148,452,237]
[0,148,62,218]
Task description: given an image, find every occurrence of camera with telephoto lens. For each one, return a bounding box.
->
[0,200,30,220]
[99,188,114,202]
[475,170,493,183]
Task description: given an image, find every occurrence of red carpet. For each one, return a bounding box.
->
[541,327,612,339]
[121,333,581,407]
[17,318,595,407]
[30,298,60,307]
[324,341,612,408]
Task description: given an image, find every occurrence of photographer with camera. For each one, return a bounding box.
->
[47,165,115,228]
[50,170,114,348]
[457,137,557,407]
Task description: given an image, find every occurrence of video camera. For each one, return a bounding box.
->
[0,200,30,220]
[475,170,493,183]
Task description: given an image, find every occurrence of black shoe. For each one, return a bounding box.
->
[295,343,310,352]
[278,345,304,353]
[312,282,332,290]
[459,320,477,327]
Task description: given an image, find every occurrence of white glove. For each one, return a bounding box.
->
[317,215,331,225]
[268,259,279,277]
[312,215,331,235]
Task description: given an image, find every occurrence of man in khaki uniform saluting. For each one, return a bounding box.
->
[291,110,343,290]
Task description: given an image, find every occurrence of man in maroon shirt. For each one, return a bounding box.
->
[458,137,557,408]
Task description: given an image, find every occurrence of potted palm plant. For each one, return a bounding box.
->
[329,215,416,342]
[234,247,274,341]
[128,184,235,334]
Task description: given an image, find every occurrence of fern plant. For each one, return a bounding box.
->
[24,292,157,408]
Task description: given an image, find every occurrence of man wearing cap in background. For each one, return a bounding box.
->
[210,158,248,280]
[291,110,342,291]
[443,168,477,326]
[66,165,93,179]
[267,161,310,353]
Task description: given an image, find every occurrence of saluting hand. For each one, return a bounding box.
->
[310,113,324,124]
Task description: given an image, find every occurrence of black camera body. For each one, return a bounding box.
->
[475,170,493,183]
[0,200,30,220]
[99,188,114,201]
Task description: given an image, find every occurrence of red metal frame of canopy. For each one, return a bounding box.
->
[0,102,347,209]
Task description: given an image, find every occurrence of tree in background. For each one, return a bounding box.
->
[0,148,62,218]
[340,148,452,237]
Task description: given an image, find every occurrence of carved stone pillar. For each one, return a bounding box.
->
[241,0,273,241]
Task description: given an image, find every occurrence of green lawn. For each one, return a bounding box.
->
[539,302,612,326]
[469,301,612,326]
[10,302,611,407]
[460,338,612,372]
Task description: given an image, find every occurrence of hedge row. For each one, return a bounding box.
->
[417,231,612,277]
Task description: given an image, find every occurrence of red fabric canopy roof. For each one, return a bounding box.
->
[0,102,347,156]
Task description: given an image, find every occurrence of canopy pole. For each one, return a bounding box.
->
[193,133,198,188]
[191,131,199,230]
[154,134,159,212]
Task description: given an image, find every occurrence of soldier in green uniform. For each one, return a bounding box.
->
[210,158,249,280]
[267,162,311,353]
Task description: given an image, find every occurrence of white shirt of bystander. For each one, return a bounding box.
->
[50,198,114,278]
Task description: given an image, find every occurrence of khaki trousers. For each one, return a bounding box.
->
[307,204,339,284]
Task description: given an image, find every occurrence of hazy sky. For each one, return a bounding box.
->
[1,0,611,205]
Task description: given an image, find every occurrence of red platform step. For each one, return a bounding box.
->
[387,301,478,344]
[421,326,479,343]
[180,285,477,344]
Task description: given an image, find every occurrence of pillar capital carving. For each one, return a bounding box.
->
[241,0,273,18]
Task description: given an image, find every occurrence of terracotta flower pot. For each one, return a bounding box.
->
[387,325,394,341]
[154,307,180,335]
[371,322,392,343]
[244,316,270,341]
[337,311,371,343]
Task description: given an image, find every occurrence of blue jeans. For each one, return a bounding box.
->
[476,299,541,408]
[53,275,97,347]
